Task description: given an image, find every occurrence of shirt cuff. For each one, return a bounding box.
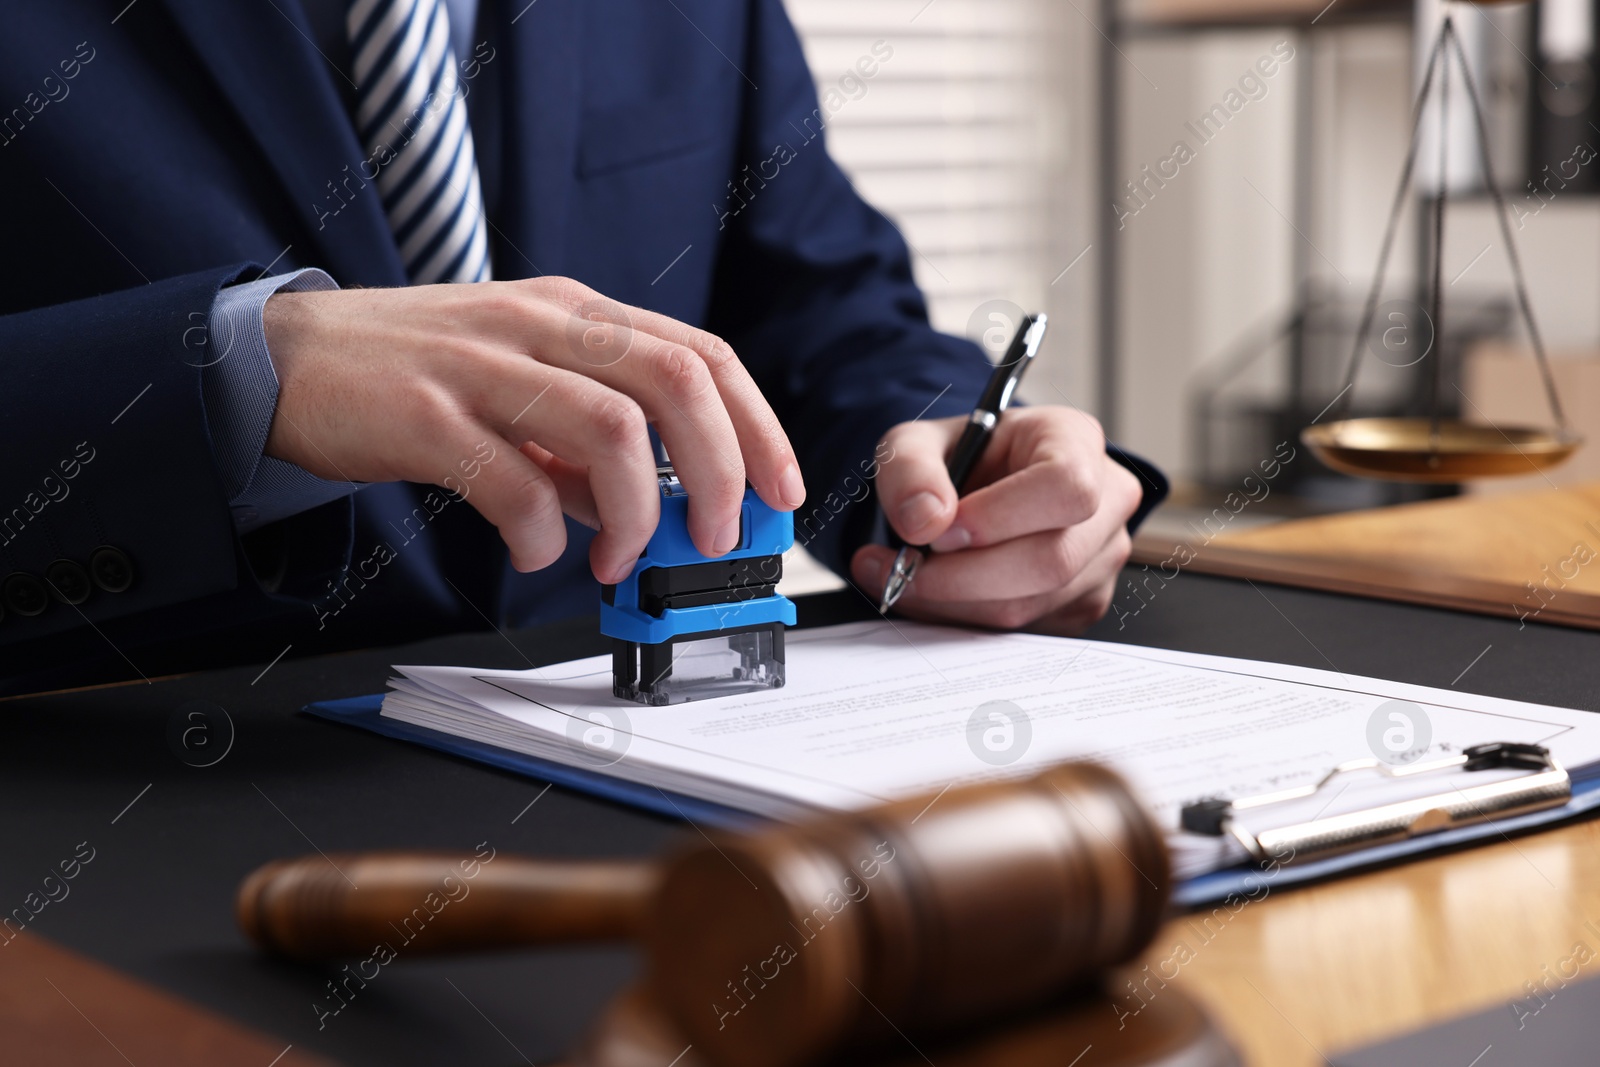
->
[1107,444,1169,531]
[201,268,363,534]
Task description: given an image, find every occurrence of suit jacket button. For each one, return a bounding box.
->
[3,573,50,616]
[89,546,135,593]
[46,559,93,605]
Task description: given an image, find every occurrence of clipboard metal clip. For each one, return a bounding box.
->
[1180,742,1571,866]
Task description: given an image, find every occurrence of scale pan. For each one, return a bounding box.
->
[1302,418,1582,482]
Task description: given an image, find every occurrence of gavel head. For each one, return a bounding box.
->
[643,762,1169,1067]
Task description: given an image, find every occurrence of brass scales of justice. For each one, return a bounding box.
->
[1301,1,1584,481]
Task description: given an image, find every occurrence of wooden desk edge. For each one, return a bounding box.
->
[1130,534,1600,631]
[0,931,336,1066]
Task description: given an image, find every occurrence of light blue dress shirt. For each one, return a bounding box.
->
[201,268,363,533]
[202,0,481,534]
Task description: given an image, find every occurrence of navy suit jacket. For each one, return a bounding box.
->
[0,0,1161,694]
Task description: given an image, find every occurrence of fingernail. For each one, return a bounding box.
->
[778,464,806,508]
[713,519,742,555]
[930,524,971,553]
[897,492,943,538]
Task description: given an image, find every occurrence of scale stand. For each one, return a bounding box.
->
[1302,6,1582,482]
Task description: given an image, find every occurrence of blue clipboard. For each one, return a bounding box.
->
[305,695,1600,908]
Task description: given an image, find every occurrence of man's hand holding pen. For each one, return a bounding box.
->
[852,407,1142,634]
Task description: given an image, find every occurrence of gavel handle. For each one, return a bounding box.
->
[237,852,657,960]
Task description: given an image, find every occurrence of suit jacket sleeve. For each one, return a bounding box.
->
[0,266,353,668]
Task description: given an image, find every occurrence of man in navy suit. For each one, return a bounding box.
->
[0,0,1164,694]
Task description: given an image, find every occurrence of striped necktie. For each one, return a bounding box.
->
[347,0,492,284]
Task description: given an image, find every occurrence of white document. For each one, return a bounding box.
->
[381,621,1600,877]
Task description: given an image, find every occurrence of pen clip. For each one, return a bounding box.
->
[1021,315,1048,358]
[987,313,1047,413]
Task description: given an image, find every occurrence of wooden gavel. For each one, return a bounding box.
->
[238,763,1171,1067]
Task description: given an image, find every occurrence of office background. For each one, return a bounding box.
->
[783,0,1599,534]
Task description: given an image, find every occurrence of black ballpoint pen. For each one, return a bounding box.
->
[877,313,1048,613]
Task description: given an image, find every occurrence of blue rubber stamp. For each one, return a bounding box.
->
[600,465,795,705]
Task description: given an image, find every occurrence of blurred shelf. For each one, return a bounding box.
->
[1119,0,1409,33]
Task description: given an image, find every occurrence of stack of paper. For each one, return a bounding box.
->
[381,621,1600,879]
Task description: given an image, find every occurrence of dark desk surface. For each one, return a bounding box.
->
[6,574,1598,1066]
